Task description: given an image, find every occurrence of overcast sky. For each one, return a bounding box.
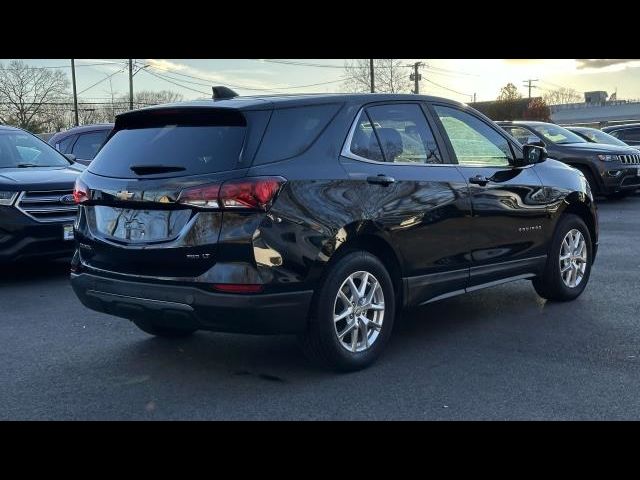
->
[3,59,640,103]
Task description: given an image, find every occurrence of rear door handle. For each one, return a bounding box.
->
[367,174,396,186]
[469,175,490,186]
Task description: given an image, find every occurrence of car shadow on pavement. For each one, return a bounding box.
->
[0,257,71,285]
[98,279,546,384]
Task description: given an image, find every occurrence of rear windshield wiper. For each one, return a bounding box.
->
[130,165,186,175]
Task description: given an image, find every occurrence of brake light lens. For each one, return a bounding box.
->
[73,178,89,204]
[177,184,221,208]
[178,176,286,211]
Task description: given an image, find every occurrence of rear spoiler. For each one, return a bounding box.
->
[113,106,247,130]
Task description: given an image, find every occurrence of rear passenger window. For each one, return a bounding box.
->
[56,135,76,153]
[348,104,443,164]
[72,130,110,160]
[254,104,341,164]
[618,128,640,142]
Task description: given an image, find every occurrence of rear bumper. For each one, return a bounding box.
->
[70,272,313,334]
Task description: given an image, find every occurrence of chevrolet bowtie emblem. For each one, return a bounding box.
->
[115,190,134,200]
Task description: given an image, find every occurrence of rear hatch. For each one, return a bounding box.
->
[76,106,270,278]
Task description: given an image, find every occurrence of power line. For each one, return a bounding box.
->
[253,59,345,69]
[141,68,212,96]
[539,79,584,93]
[423,77,472,99]
[141,62,352,92]
[0,61,124,71]
[77,67,127,95]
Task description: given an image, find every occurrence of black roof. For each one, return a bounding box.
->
[116,93,465,119]
[566,126,598,132]
[52,123,114,135]
[602,123,640,132]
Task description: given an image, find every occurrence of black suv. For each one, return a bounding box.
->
[70,94,598,371]
[0,125,83,262]
[498,121,640,199]
[601,123,640,148]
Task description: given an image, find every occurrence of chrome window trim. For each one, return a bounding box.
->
[340,106,454,167]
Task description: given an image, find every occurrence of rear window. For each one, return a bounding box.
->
[253,103,341,164]
[89,109,246,178]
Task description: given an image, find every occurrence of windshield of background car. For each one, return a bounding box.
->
[0,131,71,168]
[578,128,629,147]
[533,124,587,145]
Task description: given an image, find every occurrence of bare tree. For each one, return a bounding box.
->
[0,60,69,133]
[96,89,185,123]
[497,82,522,102]
[543,87,582,105]
[342,59,411,93]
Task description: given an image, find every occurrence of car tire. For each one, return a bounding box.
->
[132,318,197,338]
[299,250,395,372]
[532,214,592,302]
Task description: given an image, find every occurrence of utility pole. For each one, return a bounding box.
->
[129,59,134,110]
[71,59,79,127]
[369,59,375,93]
[410,62,423,94]
[473,93,477,103]
[523,78,539,99]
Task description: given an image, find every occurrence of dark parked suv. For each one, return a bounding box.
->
[49,124,113,166]
[601,123,640,148]
[0,125,83,262]
[70,93,598,371]
[498,121,640,198]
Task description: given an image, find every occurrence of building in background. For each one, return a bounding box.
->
[550,91,640,127]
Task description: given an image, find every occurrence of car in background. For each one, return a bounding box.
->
[36,132,56,143]
[48,124,113,166]
[70,93,597,371]
[0,125,84,263]
[566,126,640,151]
[498,121,640,199]
[601,123,640,148]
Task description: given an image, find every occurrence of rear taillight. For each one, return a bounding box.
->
[178,176,286,211]
[176,184,221,208]
[73,178,89,204]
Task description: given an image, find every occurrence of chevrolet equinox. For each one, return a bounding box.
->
[70,92,598,371]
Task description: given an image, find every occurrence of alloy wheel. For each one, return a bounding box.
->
[333,270,385,353]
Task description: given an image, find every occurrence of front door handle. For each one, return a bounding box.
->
[367,174,396,186]
[469,174,490,186]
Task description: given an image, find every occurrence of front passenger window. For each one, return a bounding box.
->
[434,105,513,167]
[348,104,443,164]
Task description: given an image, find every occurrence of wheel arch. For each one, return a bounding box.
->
[557,194,598,261]
[322,224,404,307]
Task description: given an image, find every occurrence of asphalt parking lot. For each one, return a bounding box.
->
[1,193,639,420]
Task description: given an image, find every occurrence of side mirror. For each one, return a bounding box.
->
[64,153,77,162]
[519,144,547,165]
